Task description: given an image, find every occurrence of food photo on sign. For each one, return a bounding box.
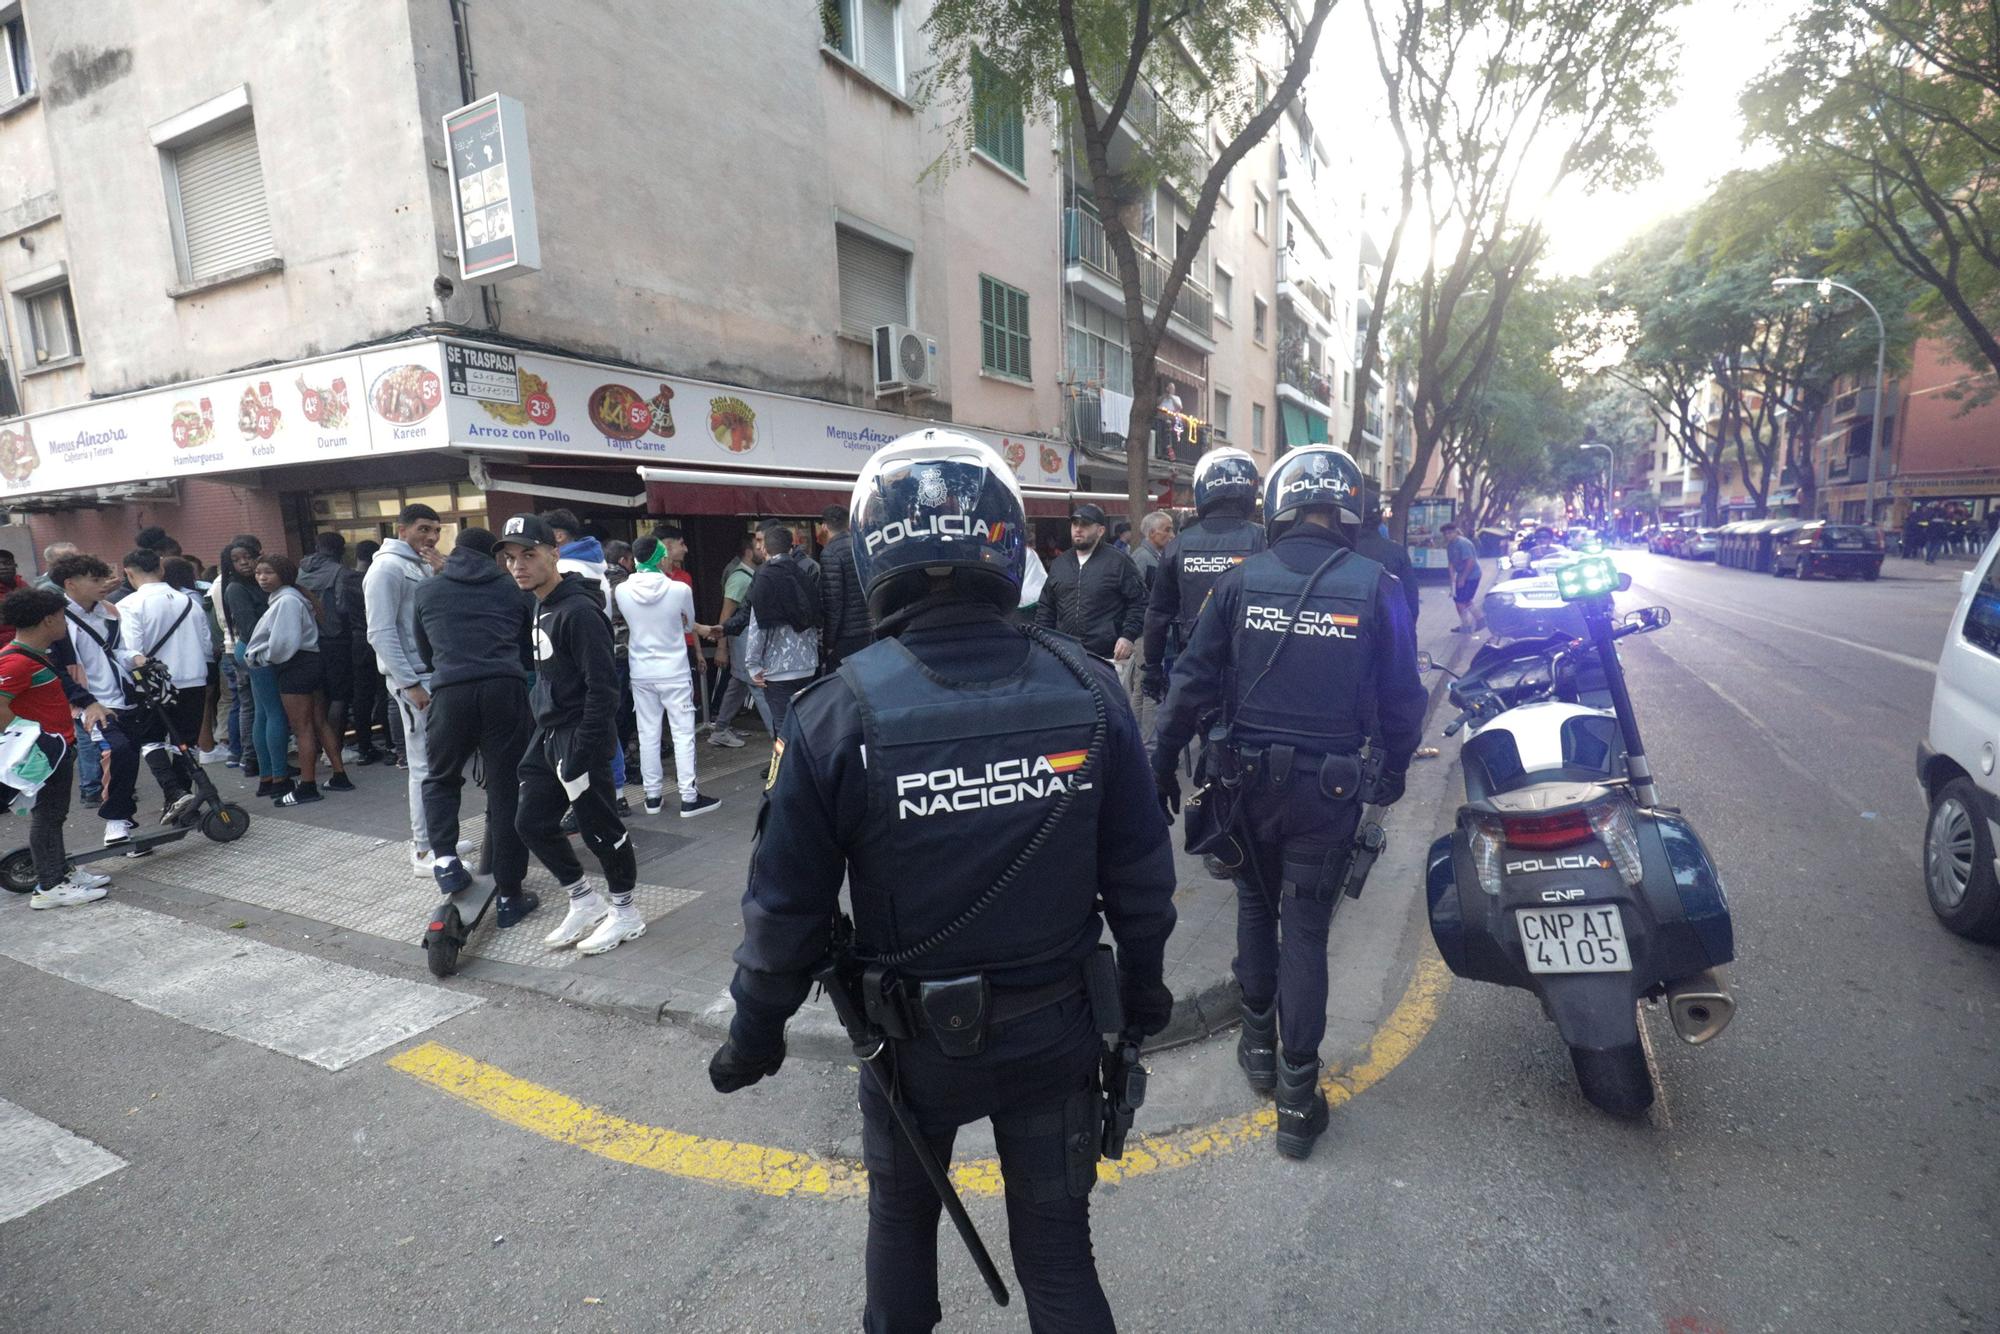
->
[372,364,443,424]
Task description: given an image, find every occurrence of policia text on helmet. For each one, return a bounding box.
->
[708,430,1181,1329]
[1148,444,1429,1161]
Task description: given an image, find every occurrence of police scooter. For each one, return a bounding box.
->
[1422,555,1735,1117]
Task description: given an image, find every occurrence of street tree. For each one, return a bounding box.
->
[921,0,1339,519]
[1367,0,1686,541]
[1436,275,1581,529]
[1743,1,2000,380]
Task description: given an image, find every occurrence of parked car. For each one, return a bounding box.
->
[1917,530,2000,941]
[1648,525,1681,555]
[1771,522,1885,580]
[1681,528,1720,561]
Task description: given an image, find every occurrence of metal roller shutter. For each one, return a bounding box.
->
[859,0,899,91]
[173,119,276,280]
[837,228,910,335]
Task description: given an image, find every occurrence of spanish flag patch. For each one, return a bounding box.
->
[1042,749,1088,773]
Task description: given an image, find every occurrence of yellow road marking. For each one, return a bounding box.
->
[389,950,1451,1200]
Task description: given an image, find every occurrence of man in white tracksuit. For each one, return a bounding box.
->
[613,535,721,820]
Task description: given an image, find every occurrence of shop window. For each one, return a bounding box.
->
[356,486,403,518]
[980,275,1031,381]
[971,49,1025,176]
[404,485,453,515]
[455,481,487,512]
[823,0,902,94]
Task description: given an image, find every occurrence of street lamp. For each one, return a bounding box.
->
[1774,276,1888,524]
[1580,436,1614,529]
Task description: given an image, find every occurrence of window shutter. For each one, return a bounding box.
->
[837,228,909,335]
[859,0,898,90]
[174,120,277,280]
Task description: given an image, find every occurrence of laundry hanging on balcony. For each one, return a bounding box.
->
[1100,388,1134,435]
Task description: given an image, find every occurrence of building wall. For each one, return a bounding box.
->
[24,0,443,402]
[1894,340,2000,479]
[22,476,284,574]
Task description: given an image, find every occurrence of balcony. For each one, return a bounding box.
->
[1831,385,1896,421]
[1065,207,1213,340]
[1276,250,1335,330]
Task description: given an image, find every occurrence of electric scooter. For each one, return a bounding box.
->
[1422,556,1736,1117]
[421,824,495,978]
[0,692,251,894]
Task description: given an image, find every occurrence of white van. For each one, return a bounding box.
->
[1919,530,2000,941]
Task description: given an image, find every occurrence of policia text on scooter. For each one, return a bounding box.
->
[708,430,1178,1333]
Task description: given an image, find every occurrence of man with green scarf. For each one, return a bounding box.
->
[614,534,721,819]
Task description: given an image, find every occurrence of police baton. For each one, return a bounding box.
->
[813,947,1011,1309]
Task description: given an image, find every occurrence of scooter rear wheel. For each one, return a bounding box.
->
[1569,1041,1654,1118]
[425,912,464,978]
[0,848,37,894]
[201,804,251,843]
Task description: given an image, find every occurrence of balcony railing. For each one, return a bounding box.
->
[1065,208,1213,338]
[1279,359,1334,406]
[1276,250,1335,325]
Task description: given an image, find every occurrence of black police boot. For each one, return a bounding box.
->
[1274,1053,1329,1160]
[1237,1001,1277,1095]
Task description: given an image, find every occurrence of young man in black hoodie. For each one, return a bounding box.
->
[495,514,642,955]
[413,527,539,925]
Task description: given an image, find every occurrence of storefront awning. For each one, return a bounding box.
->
[636,466,1130,520]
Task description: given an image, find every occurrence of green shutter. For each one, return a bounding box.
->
[979,276,1031,380]
[971,49,1025,176]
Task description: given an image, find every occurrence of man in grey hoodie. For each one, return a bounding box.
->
[364,503,447,874]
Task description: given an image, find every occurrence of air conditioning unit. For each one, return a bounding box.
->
[874,324,939,395]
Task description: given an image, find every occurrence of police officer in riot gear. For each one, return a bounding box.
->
[1151,444,1425,1161]
[1140,446,1266,702]
[709,429,1179,1331]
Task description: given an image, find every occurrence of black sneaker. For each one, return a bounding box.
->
[560,807,579,836]
[325,773,356,792]
[495,890,542,928]
[276,782,322,806]
[680,793,722,819]
[616,795,632,817]
[354,750,384,767]
[433,858,473,895]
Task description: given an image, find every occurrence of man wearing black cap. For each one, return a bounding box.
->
[494,514,642,956]
[1034,502,1147,661]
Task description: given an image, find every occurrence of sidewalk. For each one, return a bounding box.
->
[15,586,1469,1061]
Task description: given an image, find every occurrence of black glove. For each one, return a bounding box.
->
[1366,766,1408,808]
[1151,756,1181,817]
[1140,663,1166,703]
[1123,977,1174,1037]
[708,1039,785,1094]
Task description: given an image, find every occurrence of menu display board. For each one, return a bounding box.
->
[444,94,542,283]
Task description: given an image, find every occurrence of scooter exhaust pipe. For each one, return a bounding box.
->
[1665,969,1734,1046]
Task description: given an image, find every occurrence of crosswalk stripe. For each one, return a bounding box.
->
[0,903,481,1071]
[0,1097,126,1225]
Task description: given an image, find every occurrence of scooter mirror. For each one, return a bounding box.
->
[1622,606,1671,630]
[1618,572,1633,592]
[1416,651,1434,672]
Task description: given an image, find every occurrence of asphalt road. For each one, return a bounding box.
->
[2,552,1995,1333]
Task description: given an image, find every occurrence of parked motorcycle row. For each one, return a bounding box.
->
[1422,537,1738,1118]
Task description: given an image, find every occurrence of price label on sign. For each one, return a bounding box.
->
[527,392,556,425]
[256,410,275,437]
[172,420,189,447]
[626,401,649,430]
[421,376,442,405]
[302,390,322,421]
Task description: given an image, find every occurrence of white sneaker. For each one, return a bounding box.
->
[31,880,109,910]
[103,819,136,845]
[708,728,746,749]
[196,747,230,765]
[412,840,479,877]
[576,903,646,955]
[543,890,609,947]
[68,866,112,889]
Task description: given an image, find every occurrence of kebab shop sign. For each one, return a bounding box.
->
[445,347,1078,487]
[0,343,456,498]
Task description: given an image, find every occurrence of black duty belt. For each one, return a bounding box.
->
[1229,742,1364,800]
[862,969,1088,1058]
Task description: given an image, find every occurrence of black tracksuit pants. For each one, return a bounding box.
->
[515,729,636,897]
[420,677,532,891]
[27,745,74,891]
[860,995,1113,1333]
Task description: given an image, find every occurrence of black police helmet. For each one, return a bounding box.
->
[851,429,1027,621]
[1263,445,1364,533]
[1192,446,1260,517]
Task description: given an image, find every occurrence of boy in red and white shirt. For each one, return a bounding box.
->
[0,585,104,908]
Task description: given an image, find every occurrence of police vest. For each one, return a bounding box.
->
[1171,516,1266,636]
[837,634,1104,981]
[1229,547,1383,753]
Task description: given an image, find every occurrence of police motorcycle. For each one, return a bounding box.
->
[1423,555,1736,1117]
